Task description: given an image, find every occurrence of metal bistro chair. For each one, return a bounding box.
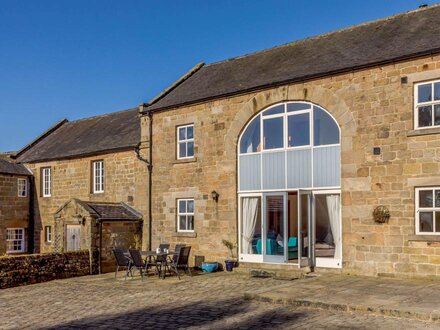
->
[129,249,149,281]
[167,246,192,280]
[170,244,186,264]
[113,248,132,280]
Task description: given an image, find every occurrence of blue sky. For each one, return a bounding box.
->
[0,0,438,151]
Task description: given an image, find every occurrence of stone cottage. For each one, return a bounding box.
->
[138,5,440,278]
[0,155,32,255]
[14,108,147,272]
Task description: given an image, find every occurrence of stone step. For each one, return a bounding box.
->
[234,262,311,280]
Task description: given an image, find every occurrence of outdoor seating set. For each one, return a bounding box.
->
[112,244,192,281]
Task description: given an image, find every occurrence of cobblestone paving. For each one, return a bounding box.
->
[0,272,439,329]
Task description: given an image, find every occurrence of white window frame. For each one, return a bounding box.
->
[17,178,27,197]
[6,228,25,253]
[45,226,52,243]
[415,187,440,235]
[414,79,440,129]
[93,160,105,193]
[42,167,51,197]
[177,198,195,232]
[177,124,194,159]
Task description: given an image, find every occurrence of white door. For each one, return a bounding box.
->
[298,190,314,268]
[262,192,287,263]
[314,191,342,268]
[66,225,81,251]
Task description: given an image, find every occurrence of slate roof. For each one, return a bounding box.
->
[16,108,140,163]
[84,201,142,221]
[0,158,32,176]
[146,4,440,112]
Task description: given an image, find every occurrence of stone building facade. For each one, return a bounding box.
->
[139,5,440,278]
[4,4,440,279]
[14,109,147,271]
[0,157,32,255]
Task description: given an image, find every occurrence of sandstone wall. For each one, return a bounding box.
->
[0,174,30,255]
[0,250,90,289]
[25,150,149,253]
[146,54,440,277]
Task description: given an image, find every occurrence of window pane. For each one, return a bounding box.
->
[187,200,194,213]
[288,113,310,147]
[435,82,440,101]
[240,116,261,153]
[419,212,434,232]
[179,216,187,230]
[178,127,186,140]
[435,105,440,126]
[263,117,283,149]
[179,143,187,158]
[435,190,440,208]
[241,197,261,255]
[179,200,186,213]
[436,212,440,233]
[287,103,311,112]
[418,83,432,103]
[187,126,194,139]
[187,142,194,157]
[419,190,433,207]
[418,106,432,127]
[187,215,194,230]
[313,106,339,146]
[263,104,284,116]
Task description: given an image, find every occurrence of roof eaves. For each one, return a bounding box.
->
[13,118,69,159]
[140,62,205,114]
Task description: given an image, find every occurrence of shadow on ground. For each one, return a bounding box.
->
[43,297,307,329]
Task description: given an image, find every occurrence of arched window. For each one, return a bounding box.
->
[238,102,340,191]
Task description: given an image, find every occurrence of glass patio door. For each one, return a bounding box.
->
[298,190,314,268]
[262,192,287,263]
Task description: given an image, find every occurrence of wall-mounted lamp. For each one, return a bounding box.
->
[211,190,219,202]
[77,217,86,225]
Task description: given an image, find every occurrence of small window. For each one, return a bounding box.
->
[45,226,52,243]
[92,160,104,193]
[414,80,440,129]
[177,124,194,159]
[177,199,194,232]
[42,167,51,197]
[415,187,440,234]
[6,228,25,253]
[18,178,27,197]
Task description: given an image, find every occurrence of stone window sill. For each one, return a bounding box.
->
[407,127,440,137]
[172,231,197,238]
[407,235,440,242]
[173,157,197,165]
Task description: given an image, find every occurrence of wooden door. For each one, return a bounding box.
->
[66,225,81,251]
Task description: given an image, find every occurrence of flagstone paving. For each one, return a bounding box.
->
[0,271,439,329]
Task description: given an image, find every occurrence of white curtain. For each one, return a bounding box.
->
[242,197,259,254]
[326,195,341,259]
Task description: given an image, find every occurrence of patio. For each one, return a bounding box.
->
[0,271,438,329]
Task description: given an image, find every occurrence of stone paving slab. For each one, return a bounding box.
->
[244,273,440,322]
[0,271,439,329]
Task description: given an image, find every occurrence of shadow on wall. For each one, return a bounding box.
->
[43,297,307,329]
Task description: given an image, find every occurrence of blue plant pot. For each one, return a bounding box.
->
[201,262,218,273]
[225,260,234,272]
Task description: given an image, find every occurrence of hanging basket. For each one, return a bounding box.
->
[373,205,390,224]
